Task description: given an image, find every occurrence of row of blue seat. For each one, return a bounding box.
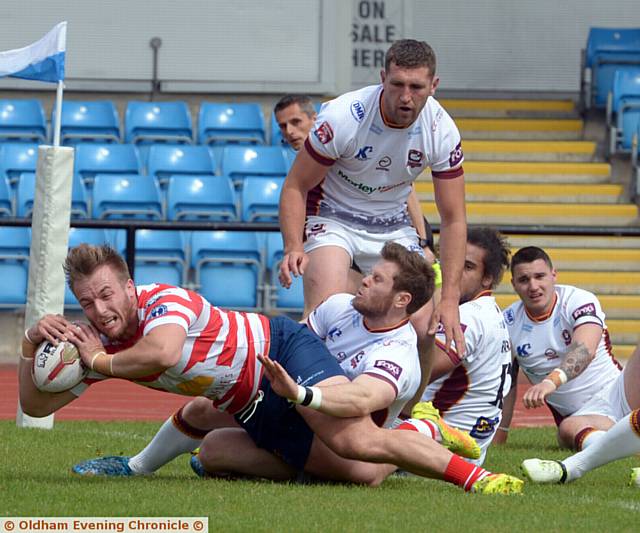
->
[606,67,640,156]
[0,173,283,222]
[0,99,296,148]
[0,142,293,187]
[0,228,303,312]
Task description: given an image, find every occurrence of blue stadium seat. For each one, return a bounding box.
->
[241,176,283,222]
[0,100,47,142]
[54,100,120,146]
[0,176,12,217]
[264,232,303,313]
[281,146,297,170]
[65,228,110,306]
[74,143,141,187]
[220,145,287,187]
[147,144,215,187]
[167,175,237,221]
[114,229,187,287]
[16,172,89,219]
[608,67,640,155]
[124,101,193,145]
[92,174,163,220]
[0,142,38,186]
[0,227,30,306]
[191,231,262,309]
[583,28,640,109]
[199,103,266,146]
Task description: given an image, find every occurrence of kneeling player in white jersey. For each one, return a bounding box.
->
[399,227,512,465]
[499,247,623,451]
[522,342,640,486]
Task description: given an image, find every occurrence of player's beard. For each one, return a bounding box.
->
[352,292,395,320]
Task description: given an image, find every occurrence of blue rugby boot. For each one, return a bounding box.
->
[72,456,135,476]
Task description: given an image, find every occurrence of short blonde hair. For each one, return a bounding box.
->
[64,244,130,292]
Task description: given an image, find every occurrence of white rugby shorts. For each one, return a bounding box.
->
[303,215,424,274]
[571,368,630,422]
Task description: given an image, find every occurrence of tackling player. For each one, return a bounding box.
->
[499,246,623,451]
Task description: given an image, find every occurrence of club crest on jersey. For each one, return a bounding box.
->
[374,359,402,379]
[350,100,366,122]
[545,348,559,360]
[149,304,168,319]
[470,416,499,439]
[503,308,515,325]
[449,141,463,167]
[572,303,596,320]
[406,149,424,168]
[314,121,334,144]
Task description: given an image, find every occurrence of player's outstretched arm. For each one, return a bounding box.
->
[258,354,394,417]
[19,317,79,417]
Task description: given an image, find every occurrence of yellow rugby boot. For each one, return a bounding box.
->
[471,473,524,495]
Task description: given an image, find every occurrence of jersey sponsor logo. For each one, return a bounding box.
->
[350,100,366,122]
[370,123,383,135]
[572,302,597,321]
[335,351,348,362]
[305,222,327,237]
[337,169,377,194]
[149,304,168,319]
[545,348,559,360]
[376,156,392,171]
[470,415,499,439]
[516,343,532,357]
[562,329,572,346]
[501,339,511,353]
[374,359,403,380]
[449,141,463,167]
[503,308,515,325]
[314,121,334,144]
[431,108,443,132]
[327,326,342,342]
[406,149,424,168]
[355,145,373,160]
[408,125,422,137]
[144,293,163,309]
[350,350,365,369]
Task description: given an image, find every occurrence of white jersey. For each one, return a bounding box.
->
[423,292,513,459]
[308,293,420,427]
[305,84,463,232]
[504,284,622,418]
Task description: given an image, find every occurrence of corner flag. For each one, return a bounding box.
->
[0,21,66,83]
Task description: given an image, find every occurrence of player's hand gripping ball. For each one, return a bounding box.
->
[32,340,88,392]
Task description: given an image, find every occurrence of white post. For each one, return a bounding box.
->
[52,80,64,147]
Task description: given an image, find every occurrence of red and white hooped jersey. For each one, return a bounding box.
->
[71,283,269,415]
[504,284,622,417]
[423,293,513,452]
[307,293,420,427]
[305,84,463,231]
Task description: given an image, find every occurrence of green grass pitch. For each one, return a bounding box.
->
[1,421,638,532]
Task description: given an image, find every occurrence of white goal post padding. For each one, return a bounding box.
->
[16,145,73,429]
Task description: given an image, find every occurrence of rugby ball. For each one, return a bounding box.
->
[32,340,87,393]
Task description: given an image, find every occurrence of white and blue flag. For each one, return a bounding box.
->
[0,22,66,83]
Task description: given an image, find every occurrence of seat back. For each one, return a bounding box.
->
[55,100,120,146]
[199,102,266,145]
[147,144,215,186]
[241,176,283,222]
[191,231,262,309]
[0,226,31,305]
[167,175,237,221]
[125,101,193,145]
[264,232,304,312]
[221,145,287,186]
[0,100,46,142]
[612,68,640,150]
[0,142,39,185]
[74,143,141,186]
[92,174,163,220]
[0,176,12,217]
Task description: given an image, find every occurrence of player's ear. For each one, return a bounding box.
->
[430,76,440,96]
[380,69,386,83]
[395,291,411,310]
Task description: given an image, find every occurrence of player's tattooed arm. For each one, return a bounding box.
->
[558,341,595,381]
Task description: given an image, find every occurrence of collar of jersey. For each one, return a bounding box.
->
[379,90,415,130]
[363,315,411,333]
[472,289,492,300]
[524,291,558,323]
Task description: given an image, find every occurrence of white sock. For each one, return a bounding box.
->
[128,415,204,474]
[580,430,605,450]
[395,418,442,443]
[563,410,640,482]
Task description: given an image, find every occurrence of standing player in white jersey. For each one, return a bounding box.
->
[21,243,520,493]
[278,39,467,356]
[522,341,640,486]
[499,246,623,451]
[399,227,512,465]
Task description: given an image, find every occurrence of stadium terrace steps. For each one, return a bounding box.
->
[494,294,640,319]
[439,98,576,118]
[421,201,638,226]
[462,140,597,162]
[447,161,611,183]
[523,247,640,271]
[457,118,584,140]
[415,182,624,204]
[504,234,640,249]
[497,271,640,296]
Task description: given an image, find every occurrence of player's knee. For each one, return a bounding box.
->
[557,420,577,449]
[182,397,216,428]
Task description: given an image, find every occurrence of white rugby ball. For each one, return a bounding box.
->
[32,340,87,393]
